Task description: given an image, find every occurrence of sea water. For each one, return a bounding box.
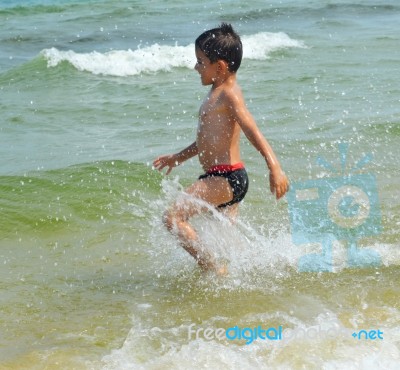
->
[0,0,399,368]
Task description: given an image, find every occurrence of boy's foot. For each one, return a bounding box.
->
[215,263,228,276]
[200,261,228,276]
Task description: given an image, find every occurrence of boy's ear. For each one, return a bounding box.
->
[217,59,229,72]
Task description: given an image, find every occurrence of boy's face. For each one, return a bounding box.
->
[194,48,218,86]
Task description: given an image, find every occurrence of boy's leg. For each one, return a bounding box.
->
[163,176,233,271]
[220,203,239,222]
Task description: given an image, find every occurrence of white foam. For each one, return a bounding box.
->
[242,31,306,60]
[41,44,194,77]
[99,311,400,370]
[41,32,306,76]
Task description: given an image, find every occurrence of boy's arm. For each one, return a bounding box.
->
[153,141,198,175]
[227,93,289,199]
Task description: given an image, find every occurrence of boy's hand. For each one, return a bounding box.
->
[153,154,179,175]
[269,168,289,199]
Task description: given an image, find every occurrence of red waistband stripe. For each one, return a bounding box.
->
[207,162,245,174]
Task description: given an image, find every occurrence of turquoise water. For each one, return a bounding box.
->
[1,1,399,368]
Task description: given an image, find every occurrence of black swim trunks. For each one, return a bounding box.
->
[198,162,249,208]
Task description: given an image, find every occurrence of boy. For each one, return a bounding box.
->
[153,23,289,274]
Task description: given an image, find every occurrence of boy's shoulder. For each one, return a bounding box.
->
[217,80,245,108]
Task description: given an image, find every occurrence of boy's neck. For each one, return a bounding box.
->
[212,72,236,89]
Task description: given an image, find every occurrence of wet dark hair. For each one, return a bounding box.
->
[195,23,242,73]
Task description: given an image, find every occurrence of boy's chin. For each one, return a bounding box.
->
[201,79,213,86]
